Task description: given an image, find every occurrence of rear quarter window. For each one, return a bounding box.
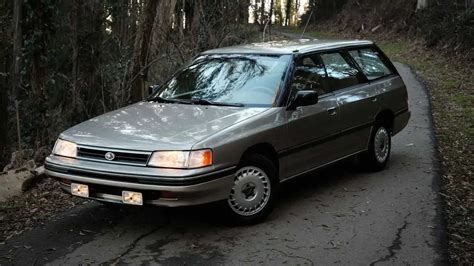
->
[349,48,393,80]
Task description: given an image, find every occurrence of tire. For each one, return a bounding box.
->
[360,120,392,172]
[224,153,278,225]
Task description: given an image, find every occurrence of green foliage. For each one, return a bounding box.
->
[416,5,474,50]
[22,0,58,61]
[18,0,59,146]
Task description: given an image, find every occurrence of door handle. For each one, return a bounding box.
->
[327,107,337,116]
[371,97,378,102]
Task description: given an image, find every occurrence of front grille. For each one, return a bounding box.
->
[77,147,151,166]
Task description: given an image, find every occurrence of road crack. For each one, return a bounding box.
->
[107,221,169,265]
[269,248,314,266]
[369,212,411,266]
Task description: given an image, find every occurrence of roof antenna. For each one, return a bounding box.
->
[300,9,314,39]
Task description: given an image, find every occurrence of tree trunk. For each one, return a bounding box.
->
[12,0,22,101]
[70,0,79,114]
[293,0,299,26]
[129,0,139,45]
[85,0,104,117]
[0,41,10,163]
[31,42,49,144]
[128,0,159,103]
[239,0,250,23]
[274,0,283,25]
[269,0,274,26]
[184,0,194,31]
[156,0,178,43]
[194,0,208,51]
[285,0,292,26]
[110,1,128,47]
[11,0,23,151]
[467,0,474,8]
[176,0,185,37]
[260,0,266,26]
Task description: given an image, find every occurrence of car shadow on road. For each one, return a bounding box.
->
[120,157,368,223]
[94,156,370,228]
[0,157,373,264]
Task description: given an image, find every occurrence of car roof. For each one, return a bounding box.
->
[201,39,374,55]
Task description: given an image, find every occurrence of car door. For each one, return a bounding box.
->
[282,54,340,178]
[319,51,378,155]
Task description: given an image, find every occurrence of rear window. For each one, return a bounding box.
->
[349,48,393,80]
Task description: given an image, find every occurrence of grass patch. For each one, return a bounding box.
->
[377,42,406,57]
[275,27,335,39]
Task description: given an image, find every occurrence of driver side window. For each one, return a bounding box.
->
[291,55,330,98]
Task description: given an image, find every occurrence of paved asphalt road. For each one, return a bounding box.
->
[0,63,447,265]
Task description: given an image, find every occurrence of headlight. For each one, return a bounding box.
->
[53,139,77,158]
[148,149,212,169]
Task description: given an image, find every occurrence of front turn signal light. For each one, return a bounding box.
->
[188,149,213,168]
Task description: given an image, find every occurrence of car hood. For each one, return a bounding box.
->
[61,102,270,151]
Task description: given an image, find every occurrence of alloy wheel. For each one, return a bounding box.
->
[228,166,271,216]
[374,127,390,163]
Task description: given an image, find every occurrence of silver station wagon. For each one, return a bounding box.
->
[45,39,410,224]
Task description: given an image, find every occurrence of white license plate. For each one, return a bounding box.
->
[71,183,89,197]
[122,191,143,206]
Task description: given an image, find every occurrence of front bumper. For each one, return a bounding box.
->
[44,155,236,207]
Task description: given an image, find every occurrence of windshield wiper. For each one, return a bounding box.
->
[190,98,244,107]
[150,96,191,104]
[151,96,243,107]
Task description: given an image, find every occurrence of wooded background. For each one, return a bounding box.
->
[0,0,472,168]
[0,0,262,167]
[304,0,473,50]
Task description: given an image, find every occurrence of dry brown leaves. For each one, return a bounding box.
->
[0,177,85,243]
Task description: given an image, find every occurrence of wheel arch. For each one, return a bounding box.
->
[240,143,279,178]
[375,109,395,133]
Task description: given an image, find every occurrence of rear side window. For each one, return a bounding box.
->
[320,52,361,91]
[349,48,393,80]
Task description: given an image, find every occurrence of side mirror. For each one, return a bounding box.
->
[288,90,319,110]
[148,85,160,96]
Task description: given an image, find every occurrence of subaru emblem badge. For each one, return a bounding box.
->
[105,152,115,161]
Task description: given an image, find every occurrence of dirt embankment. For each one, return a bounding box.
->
[324,0,473,57]
[335,0,418,33]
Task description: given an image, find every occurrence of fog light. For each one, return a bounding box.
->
[71,183,89,198]
[122,191,143,206]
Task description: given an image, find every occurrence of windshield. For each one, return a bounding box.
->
[152,54,291,107]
